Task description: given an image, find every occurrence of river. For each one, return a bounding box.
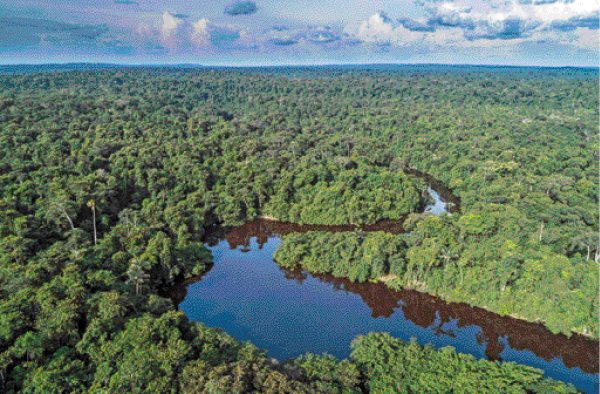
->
[174,184,599,394]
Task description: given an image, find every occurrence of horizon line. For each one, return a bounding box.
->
[0,61,598,71]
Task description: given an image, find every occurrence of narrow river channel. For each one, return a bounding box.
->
[175,186,599,394]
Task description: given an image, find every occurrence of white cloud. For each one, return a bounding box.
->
[161,12,186,50]
[407,0,598,42]
[2,0,597,66]
[438,3,472,15]
[527,24,599,52]
[357,12,425,46]
[527,0,599,24]
[136,13,243,52]
[191,18,211,48]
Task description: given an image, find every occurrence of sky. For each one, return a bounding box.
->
[0,0,598,67]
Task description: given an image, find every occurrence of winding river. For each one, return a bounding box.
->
[174,183,599,394]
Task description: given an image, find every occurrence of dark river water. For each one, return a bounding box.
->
[175,185,598,394]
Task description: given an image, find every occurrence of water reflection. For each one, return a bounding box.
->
[424,186,447,215]
[175,229,598,393]
[295,268,598,374]
[176,166,596,393]
[205,171,456,250]
[205,217,406,250]
[197,219,598,377]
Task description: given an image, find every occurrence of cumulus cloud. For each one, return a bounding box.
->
[136,12,244,52]
[424,3,476,29]
[465,18,542,40]
[5,0,593,65]
[161,12,187,50]
[136,12,243,53]
[342,0,596,62]
[356,12,425,46]
[401,0,599,43]
[224,1,258,16]
[191,18,211,48]
[192,18,240,48]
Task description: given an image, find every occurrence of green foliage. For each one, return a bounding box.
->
[264,162,420,225]
[293,353,361,394]
[351,332,578,394]
[274,231,407,282]
[0,65,596,392]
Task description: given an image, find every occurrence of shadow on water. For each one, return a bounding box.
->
[169,172,598,393]
[203,169,459,249]
[286,267,598,375]
[173,218,599,374]
[204,217,407,250]
[171,220,599,393]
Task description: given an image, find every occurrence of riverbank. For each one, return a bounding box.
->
[207,167,595,341]
[380,275,598,340]
[175,233,599,393]
[203,217,599,342]
[229,212,598,342]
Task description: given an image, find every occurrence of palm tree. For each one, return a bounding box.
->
[439,247,458,267]
[126,260,150,295]
[87,199,97,246]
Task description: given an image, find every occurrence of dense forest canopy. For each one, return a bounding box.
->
[0,65,597,393]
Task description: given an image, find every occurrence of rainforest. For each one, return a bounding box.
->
[0,64,598,393]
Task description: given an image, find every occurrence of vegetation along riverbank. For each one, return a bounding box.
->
[0,65,597,392]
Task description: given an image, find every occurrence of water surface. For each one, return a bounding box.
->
[176,184,598,393]
[178,231,598,394]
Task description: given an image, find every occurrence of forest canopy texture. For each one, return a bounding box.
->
[0,65,597,393]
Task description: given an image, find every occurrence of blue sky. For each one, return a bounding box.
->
[0,0,598,67]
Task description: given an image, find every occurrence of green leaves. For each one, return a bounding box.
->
[20,347,89,394]
[126,260,150,295]
[275,231,407,283]
[86,312,192,394]
[350,333,576,394]
[0,65,596,393]
[264,162,420,226]
[293,354,361,394]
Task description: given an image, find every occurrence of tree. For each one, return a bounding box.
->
[47,200,76,232]
[439,247,458,268]
[65,228,91,260]
[87,200,97,246]
[13,331,45,362]
[479,160,497,184]
[126,260,150,295]
[573,232,599,262]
